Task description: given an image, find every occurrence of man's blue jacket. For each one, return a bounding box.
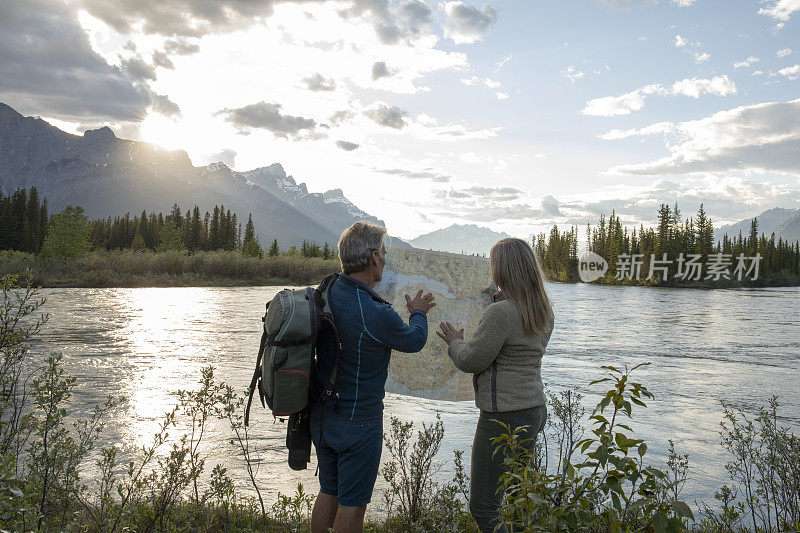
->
[314,274,428,420]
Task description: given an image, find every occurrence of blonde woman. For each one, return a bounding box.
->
[437,238,554,533]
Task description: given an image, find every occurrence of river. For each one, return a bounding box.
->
[26,283,800,515]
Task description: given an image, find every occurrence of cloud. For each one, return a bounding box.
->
[203,148,237,167]
[152,51,175,69]
[423,184,548,222]
[336,140,360,151]
[216,101,317,138]
[303,73,336,91]
[777,48,793,58]
[562,65,585,82]
[0,0,152,123]
[461,186,522,199]
[759,0,800,23]
[583,76,736,116]
[338,0,435,45]
[444,2,498,44]
[604,98,800,177]
[364,102,407,129]
[74,0,323,37]
[377,168,451,182]
[329,110,354,126]
[599,121,675,141]
[673,34,711,63]
[734,56,759,68]
[459,75,507,99]
[149,93,182,117]
[494,55,512,72]
[164,38,201,55]
[396,0,433,35]
[372,61,391,80]
[120,56,158,80]
[693,51,711,63]
[559,176,800,228]
[778,64,800,80]
[583,84,666,116]
[671,0,696,6]
[540,195,562,216]
[671,75,737,98]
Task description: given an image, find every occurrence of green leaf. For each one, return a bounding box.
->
[654,510,668,533]
[671,500,694,520]
[638,442,648,457]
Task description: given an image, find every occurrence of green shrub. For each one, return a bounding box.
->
[381,413,477,532]
[494,364,694,532]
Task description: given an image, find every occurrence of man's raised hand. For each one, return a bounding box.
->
[405,289,436,314]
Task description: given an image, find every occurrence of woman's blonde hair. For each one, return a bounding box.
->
[490,238,553,335]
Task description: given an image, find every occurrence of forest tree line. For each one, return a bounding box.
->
[0,187,335,260]
[0,187,48,253]
[535,203,800,284]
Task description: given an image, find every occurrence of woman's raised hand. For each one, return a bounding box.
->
[436,322,464,345]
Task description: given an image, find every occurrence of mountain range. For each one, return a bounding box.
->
[715,207,800,245]
[0,102,384,247]
[409,223,511,256]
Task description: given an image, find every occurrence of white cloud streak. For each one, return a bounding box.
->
[778,64,800,79]
[759,0,800,22]
[583,76,736,116]
[734,56,759,68]
[603,98,800,177]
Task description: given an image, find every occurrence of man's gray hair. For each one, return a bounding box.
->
[338,221,387,275]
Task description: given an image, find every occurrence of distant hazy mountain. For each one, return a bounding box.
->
[0,102,385,247]
[714,207,800,245]
[410,224,511,255]
[773,212,800,243]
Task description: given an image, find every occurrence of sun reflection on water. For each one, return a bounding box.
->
[113,287,223,447]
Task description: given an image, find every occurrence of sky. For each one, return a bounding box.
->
[1,0,799,241]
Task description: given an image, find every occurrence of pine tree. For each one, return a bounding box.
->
[749,218,759,256]
[210,206,220,250]
[130,231,147,251]
[190,206,202,251]
[694,203,714,258]
[244,214,255,243]
[26,187,41,252]
[268,238,279,257]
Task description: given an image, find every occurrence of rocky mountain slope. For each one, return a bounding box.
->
[0,102,383,247]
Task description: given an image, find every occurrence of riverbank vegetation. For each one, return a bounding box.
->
[0,187,339,287]
[0,250,340,287]
[2,274,799,531]
[535,203,800,287]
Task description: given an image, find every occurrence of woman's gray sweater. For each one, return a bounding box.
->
[447,299,554,413]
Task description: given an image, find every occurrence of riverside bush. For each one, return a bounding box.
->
[494,364,694,532]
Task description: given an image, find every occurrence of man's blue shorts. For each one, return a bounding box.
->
[310,403,383,507]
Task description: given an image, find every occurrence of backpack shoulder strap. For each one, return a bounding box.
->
[315,273,342,404]
[244,301,270,427]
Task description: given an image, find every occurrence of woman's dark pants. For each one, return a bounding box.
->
[469,405,547,533]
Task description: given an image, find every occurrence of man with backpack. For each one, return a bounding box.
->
[310,221,436,533]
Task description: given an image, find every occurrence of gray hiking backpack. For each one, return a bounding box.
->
[244,273,341,425]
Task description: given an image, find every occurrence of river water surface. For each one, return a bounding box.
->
[27,283,800,514]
